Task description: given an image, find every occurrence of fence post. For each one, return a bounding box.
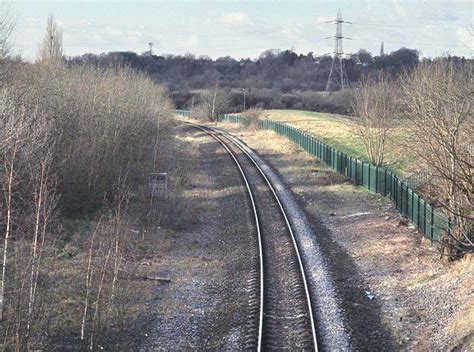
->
[417,195,420,228]
[423,201,427,236]
[375,166,378,193]
[368,164,371,190]
[405,184,409,216]
[430,209,434,242]
[349,156,352,180]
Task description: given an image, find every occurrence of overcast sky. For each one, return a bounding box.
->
[8,0,474,61]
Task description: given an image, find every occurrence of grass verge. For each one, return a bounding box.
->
[261,109,416,175]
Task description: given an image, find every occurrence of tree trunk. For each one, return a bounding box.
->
[1,148,16,321]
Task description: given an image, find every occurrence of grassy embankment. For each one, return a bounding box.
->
[261,109,416,176]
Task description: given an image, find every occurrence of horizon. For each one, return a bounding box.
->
[7,0,474,62]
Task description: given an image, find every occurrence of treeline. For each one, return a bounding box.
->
[68,47,469,113]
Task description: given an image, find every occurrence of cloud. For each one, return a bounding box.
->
[315,15,333,23]
[456,28,474,52]
[391,0,408,17]
[176,35,199,48]
[281,23,303,41]
[218,12,251,25]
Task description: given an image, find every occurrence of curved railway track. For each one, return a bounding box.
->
[186,122,318,351]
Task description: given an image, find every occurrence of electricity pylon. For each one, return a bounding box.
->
[325,9,351,92]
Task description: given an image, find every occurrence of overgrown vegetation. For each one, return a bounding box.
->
[0,15,172,350]
[399,61,473,255]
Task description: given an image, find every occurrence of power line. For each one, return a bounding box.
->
[188,21,327,38]
[382,40,469,49]
[158,20,468,40]
[349,21,466,32]
[171,19,471,53]
[351,38,469,49]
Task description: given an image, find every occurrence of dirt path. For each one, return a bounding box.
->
[140,125,254,350]
[216,122,473,351]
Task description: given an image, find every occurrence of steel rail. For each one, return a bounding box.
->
[185,122,265,351]
[185,121,318,351]
[208,125,318,351]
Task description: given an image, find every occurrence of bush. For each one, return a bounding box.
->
[399,61,473,256]
[7,63,172,214]
[0,62,172,349]
[191,88,230,121]
[241,108,264,129]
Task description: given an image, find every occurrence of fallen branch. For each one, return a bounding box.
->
[129,275,171,282]
[138,276,171,282]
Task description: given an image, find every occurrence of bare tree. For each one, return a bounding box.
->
[0,97,29,322]
[351,71,397,166]
[0,0,13,59]
[193,88,230,121]
[400,61,473,254]
[0,59,171,348]
[38,14,63,63]
[25,117,57,346]
[0,1,14,85]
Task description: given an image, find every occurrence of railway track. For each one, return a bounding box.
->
[186,122,318,351]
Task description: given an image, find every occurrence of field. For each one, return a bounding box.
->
[260,109,416,176]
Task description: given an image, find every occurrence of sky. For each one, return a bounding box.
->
[6,0,474,61]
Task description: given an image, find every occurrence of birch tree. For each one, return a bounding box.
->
[0,0,13,59]
[38,14,63,63]
[351,71,397,166]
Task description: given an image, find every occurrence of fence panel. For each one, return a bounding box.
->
[413,193,420,228]
[407,187,413,222]
[369,165,377,191]
[433,211,449,242]
[425,203,434,240]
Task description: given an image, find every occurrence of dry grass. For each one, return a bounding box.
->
[262,109,416,175]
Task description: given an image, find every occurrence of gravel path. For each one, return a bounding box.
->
[140,125,254,350]
[219,128,351,351]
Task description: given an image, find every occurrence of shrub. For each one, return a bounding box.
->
[191,88,230,121]
[0,62,172,349]
[399,61,473,256]
[9,63,172,214]
[241,108,264,129]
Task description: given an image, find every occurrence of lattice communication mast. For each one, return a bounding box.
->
[325,10,351,92]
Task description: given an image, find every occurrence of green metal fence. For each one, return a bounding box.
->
[176,110,449,242]
[175,109,192,117]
